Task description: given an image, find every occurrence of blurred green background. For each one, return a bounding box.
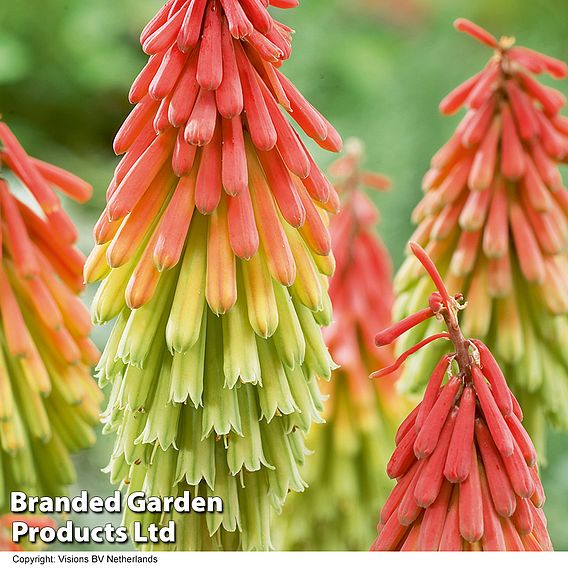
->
[0,0,567,551]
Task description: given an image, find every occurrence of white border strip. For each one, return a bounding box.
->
[1,552,566,568]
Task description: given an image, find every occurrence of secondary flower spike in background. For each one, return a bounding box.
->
[395,18,568,453]
[0,120,101,509]
[278,139,408,550]
[371,242,552,551]
[86,0,342,551]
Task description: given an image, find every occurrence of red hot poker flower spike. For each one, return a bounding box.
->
[0,121,102,508]
[371,242,552,552]
[88,0,342,551]
[395,18,568,454]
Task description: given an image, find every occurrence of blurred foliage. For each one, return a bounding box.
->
[0,0,566,550]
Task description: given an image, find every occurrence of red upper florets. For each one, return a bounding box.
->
[370,243,551,551]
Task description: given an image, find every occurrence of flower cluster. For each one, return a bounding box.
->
[395,19,568,452]
[86,0,341,550]
[0,121,101,508]
[372,243,552,551]
[278,140,407,550]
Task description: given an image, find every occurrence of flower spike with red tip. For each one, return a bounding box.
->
[395,18,568,454]
[371,242,552,552]
[0,120,101,508]
[278,140,409,550]
[87,0,342,551]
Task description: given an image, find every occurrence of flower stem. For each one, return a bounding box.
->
[409,241,472,382]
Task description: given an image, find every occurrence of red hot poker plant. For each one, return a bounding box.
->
[0,121,101,508]
[87,0,341,550]
[395,18,568,451]
[371,242,551,551]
